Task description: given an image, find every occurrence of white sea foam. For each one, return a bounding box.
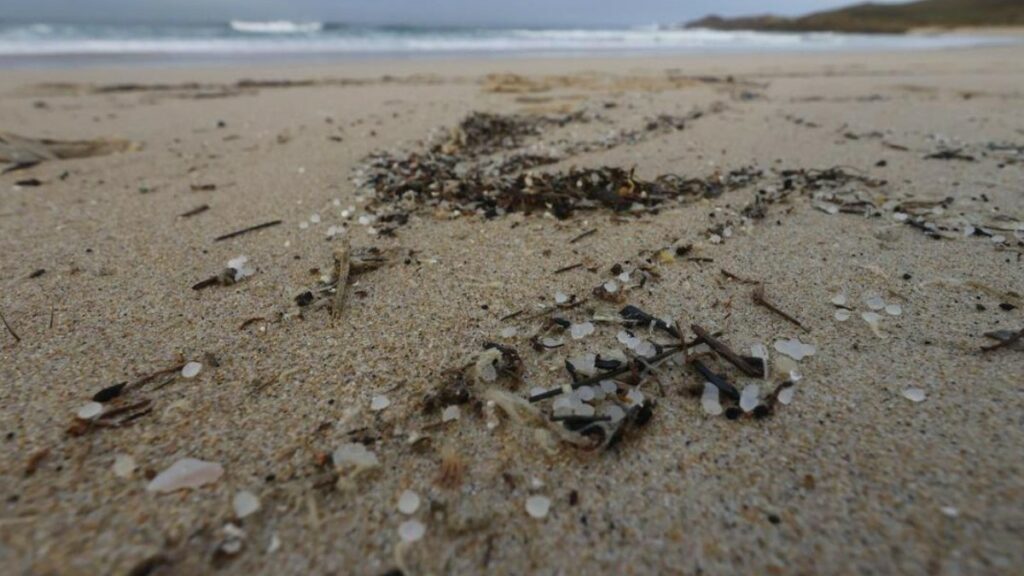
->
[230,21,324,35]
[0,22,1016,60]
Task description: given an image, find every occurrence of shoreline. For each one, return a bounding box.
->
[1,28,1022,70]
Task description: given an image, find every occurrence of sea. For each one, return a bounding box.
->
[0,20,1018,67]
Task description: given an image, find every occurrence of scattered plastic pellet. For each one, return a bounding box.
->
[570,322,595,340]
[112,454,136,478]
[885,303,902,316]
[370,395,391,412]
[181,362,202,378]
[76,402,103,420]
[233,490,261,519]
[398,520,426,542]
[442,405,461,422]
[525,495,551,519]
[864,294,886,311]
[902,387,926,403]
[398,490,420,515]
[777,386,796,405]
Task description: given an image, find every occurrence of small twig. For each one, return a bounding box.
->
[690,324,760,377]
[752,285,808,332]
[569,228,597,244]
[214,219,282,242]
[981,327,1024,353]
[499,309,524,322]
[1,310,20,343]
[2,161,40,174]
[191,276,221,291]
[239,317,267,331]
[179,204,210,218]
[131,363,185,391]
[553,263,583,274]
[690,357,740,401]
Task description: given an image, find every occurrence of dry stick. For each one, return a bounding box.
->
[131,363,185,391]
[569,228,597,244]
[179,204,210,218]
[553,262,583,274]
[499,309,524,322]
[752,285,808,332]
[213,219,282,242]
[690,357,740,401]
[331,239,352,317]
[981,327,1024,353]
[0,311,20,343]
[690,324,761,377]
[191,276,221,291]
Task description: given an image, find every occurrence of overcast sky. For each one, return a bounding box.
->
[1,1,906,26]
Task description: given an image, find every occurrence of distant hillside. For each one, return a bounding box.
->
[686,0,1024,34]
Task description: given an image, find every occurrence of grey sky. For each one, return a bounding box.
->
[1,1,905,27]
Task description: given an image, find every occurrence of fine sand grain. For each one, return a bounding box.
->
[1,46,1022,575]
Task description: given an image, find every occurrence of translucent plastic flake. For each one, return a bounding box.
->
[227,255,255,281]
[233,490,261,519]
[147,458,223,493]
[701,382,723,416]
[773,339,816,361]
[568,353,597,376]
[634,340,657,358]
[570,322,595,340]
[332,443,379,469]
[740,384,760,413]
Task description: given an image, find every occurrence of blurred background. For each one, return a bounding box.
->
[1,0,1022,66]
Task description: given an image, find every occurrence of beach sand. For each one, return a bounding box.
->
[1,45,1022,575]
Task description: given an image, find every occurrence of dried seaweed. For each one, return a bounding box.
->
[353,109,735,231]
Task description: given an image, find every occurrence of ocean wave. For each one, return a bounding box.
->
[0,23,1015,58]
[229,20,324,34]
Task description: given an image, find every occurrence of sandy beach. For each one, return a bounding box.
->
[1,45,1023,575]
